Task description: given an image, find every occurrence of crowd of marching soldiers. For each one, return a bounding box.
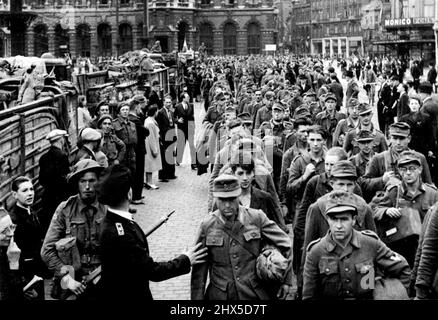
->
[2,54,438,301]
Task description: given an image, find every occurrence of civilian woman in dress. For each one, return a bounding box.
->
[144,105,161,190]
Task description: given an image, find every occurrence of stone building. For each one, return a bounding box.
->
[8,0,278,58]
[288,0,311,55]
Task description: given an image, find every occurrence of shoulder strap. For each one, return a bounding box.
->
[221,226,259,258]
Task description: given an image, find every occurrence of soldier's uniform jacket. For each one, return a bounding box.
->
[100,209,191,300]
[349,152,373,178]
[343,124,387,156]
[41,195,107,279]
[279,142,308,204]
[101,132,126,165]
[203,105,222,125]
[191,206,292,300]
[254,106,272,129]
[370,182,438,222]
[303,229,411,300]
[315,110,347,148]
[302,193,377,259]
[286,151,326,199]
[362,148,433,197]
[113,116,137,170]
[332,117,358,147]
[257,120,286,155]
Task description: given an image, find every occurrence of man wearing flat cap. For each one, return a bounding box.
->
[191,174,292,300]
[303,190,410,300]
[41,159,107,300]
[38,129,71,234]
[370,150,438,268]
[74,128,102,164]
[98,165,207,300]
[254,91,276,129]
[345,70,359,104]
[362,122,432,200]
[343,103,387,156]
[315,93,347,148]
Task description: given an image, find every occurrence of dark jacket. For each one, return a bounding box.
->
[100,210,191,300]
[128,113,149,155]
[174,101,194,133]
[250,187,287,232]
[329,82,344,108]
[9,204,45,279]
[156,107,176,143]
[0,248,23,300]
[400,111,436,156]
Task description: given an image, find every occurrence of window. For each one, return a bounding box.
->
[223,23,237,55]
[98,23,112,57]
[401,0,409,18]
[424,0,435,18]
[247,23,261,54]
[119,24,133,54]
[34,24,48,57]
[54,24,69,57]
[76,24,91,57]
[199,23,214,55]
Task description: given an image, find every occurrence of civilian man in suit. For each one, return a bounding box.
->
[148,80,163,109]
[345,70,359,104]
[174,92,196,170]
[98,165,207,300]
[156,94,177,182]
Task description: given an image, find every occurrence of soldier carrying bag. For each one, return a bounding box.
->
[376,184,422,244]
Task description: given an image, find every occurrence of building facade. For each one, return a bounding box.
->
[2,0,278,58]
[310,0,368,57]
[289,0,311,55]
[376,0,436,63]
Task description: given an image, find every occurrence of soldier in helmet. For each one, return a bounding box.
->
[191,174,292,300]
[41,159,106,300]
[303,191,410,300]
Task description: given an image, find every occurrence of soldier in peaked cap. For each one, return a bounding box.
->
[191,174,293,300]
[332,98,360,147]
[349,130,375,178]
[303,190,410,300]
[370,150,438,268]
[315,93,347,149]
[343,103,387,157]
[41,159,106,300]
[38,129,71,234]
[362,122,432,201]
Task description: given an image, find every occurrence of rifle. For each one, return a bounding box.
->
[81,210,176,286]
[144,210,176,237]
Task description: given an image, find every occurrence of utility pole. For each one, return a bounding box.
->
[143,0,149,49]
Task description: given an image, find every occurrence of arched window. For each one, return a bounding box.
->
[137,23,144,49]
[34,24,48,57]
[247,23,260,54]
[76,24,91,57]
[54,24,69,57]
[199,23,213,55]
[223,22,237,55]
[97,23,112,57]
[119,23,133,54]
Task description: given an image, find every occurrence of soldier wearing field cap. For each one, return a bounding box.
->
[349,130,375,179]
[258,102,288,193]
[303,190,410,300]
[38,129,71,234]
[254,91,276,129]
[343,103,387,156]
[41,159,106,300]
[315,93,347,149]
[362,122,432,200]
[203,91,226,125]
[332,98,360,147]
[191,174,292,300]
[370,150,438,267]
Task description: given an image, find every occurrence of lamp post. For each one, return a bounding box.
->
[115,0,119,57]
